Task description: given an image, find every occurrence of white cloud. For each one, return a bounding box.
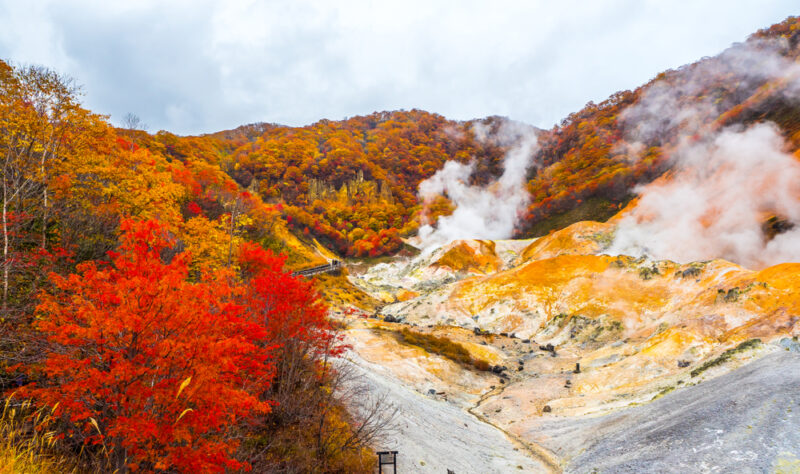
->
[0,0,797,134]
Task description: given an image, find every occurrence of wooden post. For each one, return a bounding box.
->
[377,450,398,474]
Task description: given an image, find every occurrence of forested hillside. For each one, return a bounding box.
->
[175,112,517,257]
[0,60,380,473]
[524,16,800,235]
[134,17,800,253]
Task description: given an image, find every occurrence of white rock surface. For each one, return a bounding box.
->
[344,351,551,473]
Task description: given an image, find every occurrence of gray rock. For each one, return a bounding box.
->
[527,351,800,473]
[779,337,800,353]
[681,267,702,278]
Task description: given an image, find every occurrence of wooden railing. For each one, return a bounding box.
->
[291,259,342,277]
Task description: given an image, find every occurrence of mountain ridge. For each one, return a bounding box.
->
[121,17,800,261]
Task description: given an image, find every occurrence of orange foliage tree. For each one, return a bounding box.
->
[235,243,382,472]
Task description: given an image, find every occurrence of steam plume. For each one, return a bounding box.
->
[611,38,800,268]
[417,121,539,250]
[610,124,800,268]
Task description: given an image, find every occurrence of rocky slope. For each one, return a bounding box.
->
[342,216,800,471]
[528,348,800,473]
[343,347,552,473]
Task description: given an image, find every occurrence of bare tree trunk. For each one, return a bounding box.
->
[2,165,8,313]
[40,142,50,250]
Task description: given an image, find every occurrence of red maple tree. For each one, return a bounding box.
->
[237,241,333,352]
[18,220,276,472]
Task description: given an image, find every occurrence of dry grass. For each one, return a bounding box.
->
[314,272,381,311]
[396,328,492,372]
[0,394,77,474]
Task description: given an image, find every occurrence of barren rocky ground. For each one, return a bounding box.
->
[342,234,800,472]
[344,351,552,473]
[528,349,800,473]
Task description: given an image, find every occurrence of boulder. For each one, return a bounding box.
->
[779,337,800,353]
[681,267,702,278]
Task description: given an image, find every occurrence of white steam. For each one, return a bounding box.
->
[610,124,800,268]
[620,38,800,146]
[417,121,539,250]
[610,38,800,268]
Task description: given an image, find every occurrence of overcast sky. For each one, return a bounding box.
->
[1,1,796,135]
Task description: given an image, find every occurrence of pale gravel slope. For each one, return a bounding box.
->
[344,351,552,473]
[525,350,800,473]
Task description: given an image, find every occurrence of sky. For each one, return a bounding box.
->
[0,1,796,135]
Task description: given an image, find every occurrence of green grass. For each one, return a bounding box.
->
[652,384,676,400]
[638,265,661,280]
[690,339,761,378]
[587,320,623,342]
[525,196,633,238]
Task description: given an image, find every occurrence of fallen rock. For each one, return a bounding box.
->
[539,343,556,353]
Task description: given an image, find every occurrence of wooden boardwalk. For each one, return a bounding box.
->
[291,259,342,277]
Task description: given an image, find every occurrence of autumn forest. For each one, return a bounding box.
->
[1,14,800,474]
